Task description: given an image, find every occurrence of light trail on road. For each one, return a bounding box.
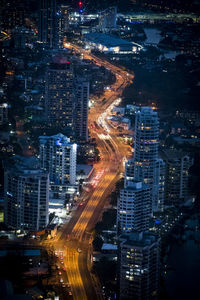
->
[50,43,134,300]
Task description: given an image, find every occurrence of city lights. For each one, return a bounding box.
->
[1,1,199,300]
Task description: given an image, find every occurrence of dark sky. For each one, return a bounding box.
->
[12,0,200,13]
[67,0,200,12]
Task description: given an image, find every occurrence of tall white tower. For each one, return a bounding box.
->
[124,158,135,188]
[133,107,164,211]
[117,181,151,233]
[39,133,77,185]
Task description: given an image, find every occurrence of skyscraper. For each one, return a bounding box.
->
[99,7,117,32]
[0,103,8,125]
[1,3,25,30]
[118,231,160,300]
[133,107,164,211]
[57,5,70,48]
[4,157,49,231]
[124,158,135,188]
[44,57,90,140]
[161,149,193,205]
[118,108,162,300]
[75,80,89,141]
[39,133,77,185]
[45,58,75,128]
[154,158,165,210]
[38,0,57,48]
[117,181,151,233]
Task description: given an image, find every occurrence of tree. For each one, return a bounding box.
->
[93,257,117,284]
[92,235,103,251]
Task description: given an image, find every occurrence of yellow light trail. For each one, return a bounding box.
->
[50,42,134,300]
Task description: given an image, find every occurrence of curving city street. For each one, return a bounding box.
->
[1,3,199,300]
[49,45,134,300]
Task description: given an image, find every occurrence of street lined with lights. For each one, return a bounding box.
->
[51,43,134,300]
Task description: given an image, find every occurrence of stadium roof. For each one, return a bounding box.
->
[84,33,142,49]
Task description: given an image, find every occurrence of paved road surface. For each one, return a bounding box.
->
[50,45,134,300]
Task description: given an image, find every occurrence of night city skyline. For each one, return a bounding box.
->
[0,1,200,300]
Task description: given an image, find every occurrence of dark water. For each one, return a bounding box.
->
[165,220,200,300]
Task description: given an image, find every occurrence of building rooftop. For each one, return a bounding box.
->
[161,149,189,161]
[84,33,142,49]
[49,56,72,70]
[77,164,93,176]
[0,249,41,257]
[4,295,32,300]
[39,133,72,145]
[119,231,160,247]
[139,106,157,115]
[4,156,46,176]
[124,180,150,191]
[101,243,118,251]
[122,117,130,123]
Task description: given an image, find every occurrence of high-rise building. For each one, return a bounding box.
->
[0,103,8,125]
[99,7,117,32]
[154,158,165,210]
[75,80,89,141]
[44,58,90,140]
[38,0,57,48]
[45,58,75,128]
[1,3,25,30]
[133,107,165,211]
[4,157,49,231]
[118,231,160,300]
[39,133,77,185]
[134,107,159,178]
[124,159,135,188]
[161,149,193,205]
[117,181,151,233]
[57,5,70,48]
[13,26,27,49]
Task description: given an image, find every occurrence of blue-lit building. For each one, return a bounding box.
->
[39,133,77,185]
[39,133,78,215]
